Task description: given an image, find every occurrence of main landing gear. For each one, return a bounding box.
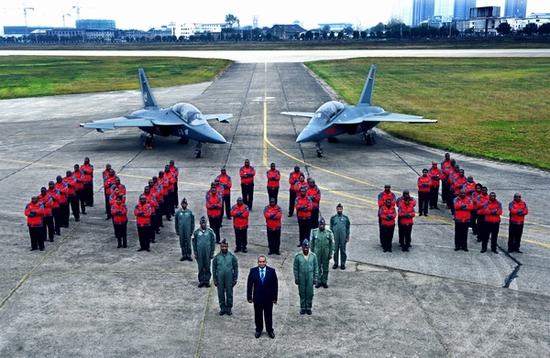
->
[363,130,376,145]
[194,142,203,158]
[142,133,154,150]
[315,142,323,158]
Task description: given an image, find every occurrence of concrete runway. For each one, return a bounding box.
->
[0,62,549,357]
[2,49,550,63]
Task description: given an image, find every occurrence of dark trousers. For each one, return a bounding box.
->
[267,229,281,254]
[69,196,80,220]
[114,223,127,247]
[43,216,55,241]
[61,203,70,228]
[52,208,62,235]
[254,302,273,333]
[241,184,254,210]
[104,194,112,218]
[137,226,151,250]
[168,191,176,215]
[477,216,487,242]
[398,223,412,248]
[77,190,86,213]
[222,195,231,219]
[418,192,429,215]
[483,222,499,252]
[380,224,395,251]
[508,222,524,252]
[209,215,222,243]
[298,218,311,244]
[310,208,319,229]
[29,226,45,250]
[430,186,439,208]
[288,190,296,215]
[448,192,456,214]
[235,228,248,250]
[267,187,279,204]
[470,210,478,235]
[83,182,93,206]
[454,222,469,250]
[174,182,179,208]
[442,181,450,203]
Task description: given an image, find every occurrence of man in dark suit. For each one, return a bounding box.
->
[247,255,278,339]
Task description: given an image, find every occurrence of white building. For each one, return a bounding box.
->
[457,12,550,34]
[434,0,454,21]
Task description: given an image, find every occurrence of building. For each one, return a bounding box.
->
[456,6,502,35]
[504,0,527,18]
[392,0,413,25]
[413,0,435,27]
[434,0,454,20]
[270,24,306,39]
[2,26,51,37]
[317,23,353,32]
[75,19,116,30]
[453,0,476,20]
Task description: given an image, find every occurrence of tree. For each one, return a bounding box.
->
[321,25,331,33]
[225,14,239,28]
[370,22,385,38]
[496,22,511,35]
[522,23,538,35]
[539,23,550,35]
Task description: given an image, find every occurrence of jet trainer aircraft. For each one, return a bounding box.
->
[80,68,231,158]
[281,64,437,157]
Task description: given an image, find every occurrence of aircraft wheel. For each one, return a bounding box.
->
[195,150,201,158]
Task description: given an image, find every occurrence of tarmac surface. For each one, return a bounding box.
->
[2,48,550,63]
[0,62,549,357]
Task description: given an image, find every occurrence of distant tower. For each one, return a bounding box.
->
[453,0,476,20]
[392,0,413,25]
[253,16,258,28]
[434,0,454,20]
[504,0,527,18]
[412,0,435,26]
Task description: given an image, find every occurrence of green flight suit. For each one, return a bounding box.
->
[293,252,319,310]
[310,228,334,285]
[330,214,350,266]
[175,208,195,258]
[212,251,239,311]
[192,228,216,284]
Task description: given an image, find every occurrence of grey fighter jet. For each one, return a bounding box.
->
[80,68,231,158]
[281,64,437,157]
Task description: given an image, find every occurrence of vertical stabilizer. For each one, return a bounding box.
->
[138,68,158,109]
[358,64,377,105]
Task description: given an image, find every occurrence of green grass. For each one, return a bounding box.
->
[0,56,231,99]
[306,58,550,170]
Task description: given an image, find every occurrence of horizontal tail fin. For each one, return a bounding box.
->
[138,68,158,109]
[358,64,377,105]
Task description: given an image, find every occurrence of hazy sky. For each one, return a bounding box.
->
[1,0,548,30]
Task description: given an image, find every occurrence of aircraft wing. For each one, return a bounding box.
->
[202,114,233,123]
[334,112,437,124]
[280,111,315,118]
[80,116,154,131]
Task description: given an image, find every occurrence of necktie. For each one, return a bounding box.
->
[260,269,265,282]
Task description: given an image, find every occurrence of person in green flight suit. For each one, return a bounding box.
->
[310,218,334,288]
[175,198,195,262]
[330,203,351,270]
[212,239,239,316]
[293,239,319,315]
[192,216,216,288]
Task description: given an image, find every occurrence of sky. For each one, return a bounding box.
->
[1,0,548,31]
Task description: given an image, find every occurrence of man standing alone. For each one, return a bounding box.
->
[247,255,278,339]
[330,203,350,270]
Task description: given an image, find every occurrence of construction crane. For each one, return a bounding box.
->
[62,13,71,27]
[23,7,34,35]
[72,4,81,20]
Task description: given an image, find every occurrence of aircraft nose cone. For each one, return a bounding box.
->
[200,125,227,144]
[296,126,317,143]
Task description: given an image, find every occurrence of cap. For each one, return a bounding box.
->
[220,239,228,245]
[302,239,309,248]
[336,203,343,208]
[200,216,207,223]
[181,198,187,204]
[319,217,326,225]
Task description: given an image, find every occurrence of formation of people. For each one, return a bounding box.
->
[24,154,530,338]
[24,158,94,251]
[377,152,529,254]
